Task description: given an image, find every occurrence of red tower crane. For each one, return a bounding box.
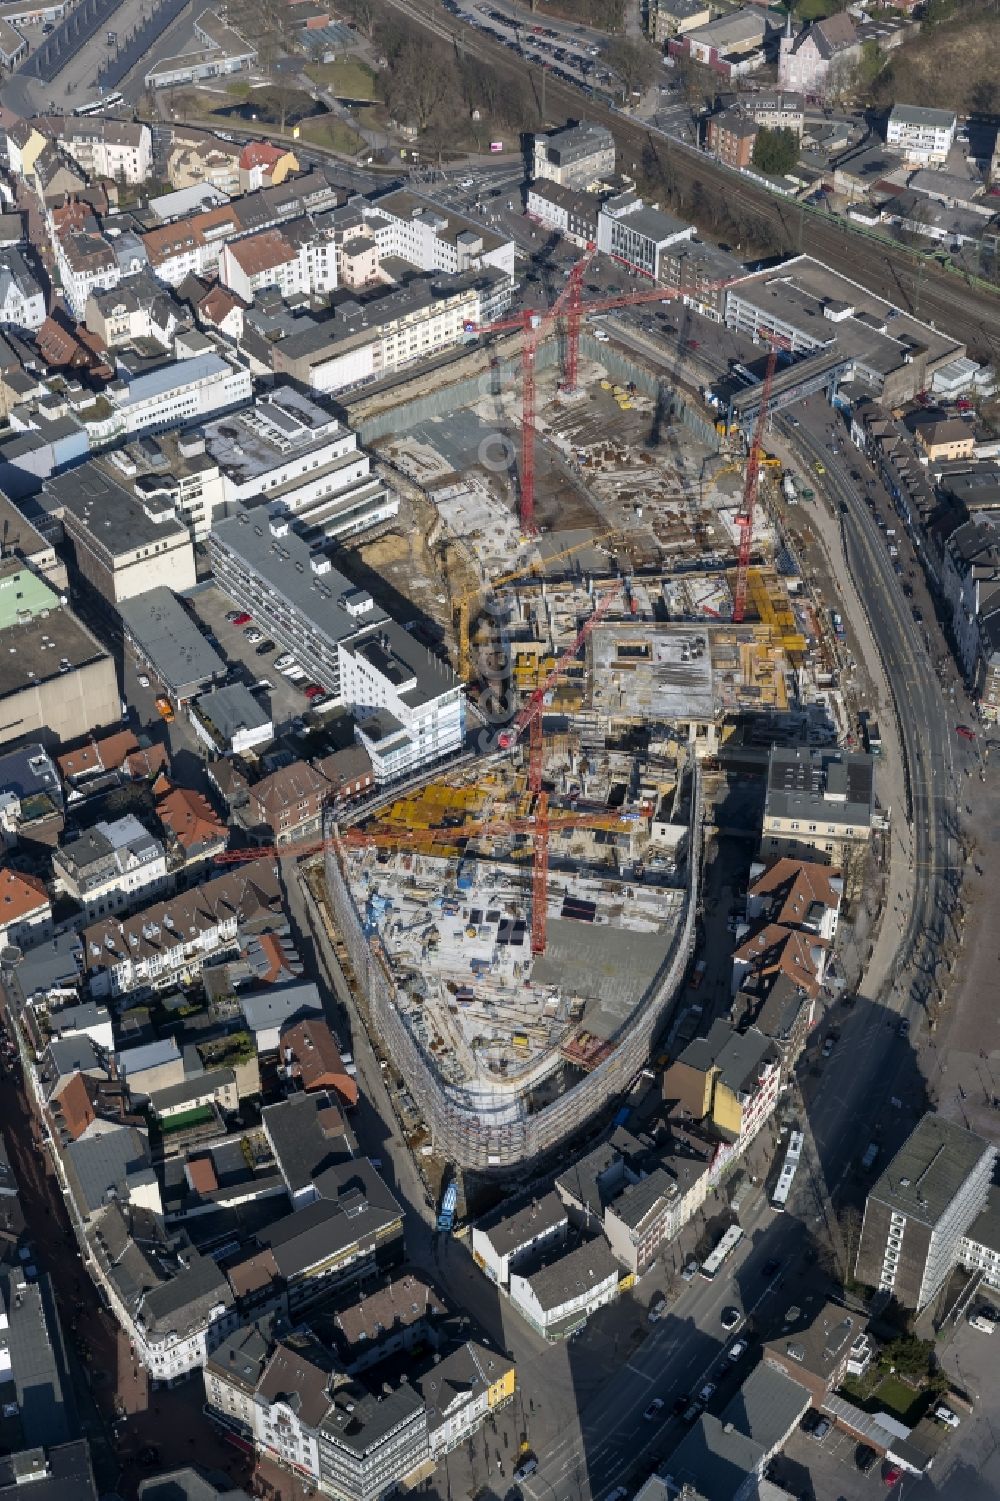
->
[732,346,778,626]
[497,584,622,955]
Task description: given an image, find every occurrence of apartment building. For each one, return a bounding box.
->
[959,1187,1000,1292]
[532,120,615,188]
[524,181,600,247]
[915,415,975,463]
[249,760,331,847]
[52,814,170,919]
[55,117,152,184]
[203,1317,273,1440]
[663,1019,781,1160]
[202,387,395,543]
[658,237,744,320]
[55,230,120,321]
[248,270,511,398]
[317,1381,428,1501]
[940,517,1000,692]
[648,0,710,44]
[707,109,757,169]
[763,1300,874,1404]
[597,193,693,281]
[0,866,52,948]
[748,92,805,135]
[855,1113,997,1309]
[760,745,877,865]
[81,859,283,997]
[886,104,957,166]
[508,1236,620,1341]
[85,273,184,350]
[471,1193,568,1287]
[603,1143,711,1275]
[0,247,46,332]
[670,8,768,76]
[43,466,196,606]
[362,190,516,279]
[210,510,464,782]
[219,219,337,304]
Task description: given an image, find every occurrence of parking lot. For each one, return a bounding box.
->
[774,1421,902,1500]
[184,581,318,734]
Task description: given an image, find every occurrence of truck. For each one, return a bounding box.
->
[864,719,883,757]
[831,611,846,642]
[782,473,797,504]
[437,1181,458,1233]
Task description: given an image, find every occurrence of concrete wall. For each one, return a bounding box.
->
[0,653,120,749]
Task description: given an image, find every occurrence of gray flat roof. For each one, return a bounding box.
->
[890,104,956,129]
[480,1192,567,1257]
[195,682,271,739]
[0,1442,97,1501]
[117,587,226,692]
[44,466,191,558]
[4,1274,76,1449]
[343,619,458,712]
[964,1185,1000,1256]
[0,603,109,700]
[870,1114,994,1227]
[211,507,389,646]
[766,745,875,827]
[202,388,343,484]
[721,1361,810,1449]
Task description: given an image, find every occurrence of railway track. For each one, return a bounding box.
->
[383,0,1000,357]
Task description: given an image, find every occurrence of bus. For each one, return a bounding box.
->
[771,1129,804,1212]
[699,1224,744,1280]
[73,92,124,116]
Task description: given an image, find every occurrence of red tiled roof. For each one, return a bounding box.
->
[49,1072,97,1141]
[239,142,287,171]
[0,866,50,923]
[281,1017,358,1107]
[186,1156,219,1194]
[58,730,141,781]
[156,781,228,852]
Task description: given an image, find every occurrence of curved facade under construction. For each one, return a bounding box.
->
[322,761,702,1171]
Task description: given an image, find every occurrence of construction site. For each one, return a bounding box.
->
[317,257,857,1171]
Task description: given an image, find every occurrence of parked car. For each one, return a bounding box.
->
[856,1444,877,1473]
[138,673,150,688]
[697,1383,716,1404]
[303,683,325,700]
[648,1294,667,1323]
[513,1457,538,1482]
[244,627,263,644]
[727,1339,748,1362]
[680,1261,699,1281]
[821,1035,835,1058]
[935,1406,960,1428]
[275,653,295,670]
[231,612,252,627]
[643,1398,665,1421]
[256,639,275,655]
[155,696,174,723]
[898,1018,910,1038]
[811,1416,832,1441]
[883,1464,902,1487]
[720,1307,742,1331]
[225,609,241,622]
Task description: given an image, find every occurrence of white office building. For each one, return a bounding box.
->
[886,104,957,166]
[109,352,252,439]
[209,508,465,782]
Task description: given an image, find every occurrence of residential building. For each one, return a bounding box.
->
[362,190,516,279]
[314,746,373,808]
[248,760,331,847]
[419,1339,516,1456]
[0,744,63,848]
[0,1443,97,1501]
[778,10,860,97]
[532,121,616,188]
[256,1160,405,1312]
[4,1271,76,1447]
[201,388,395,544]
[253,1332,334,1481]
[280,1017,359,1110]
[940,517,1000,693]
[245,270,511,398]
[239,981,324,1056]
[0,19,28,68]
[239,142,299,193]
[648,0,710,44]
[658,237,744,320]
[744,856,842,945]
[471,1193,568,1287]
[663,1018,781,1157]
[0,866,52,949]
[664,1363,811,1499]
[52,814,170,920]
[210,511,464,782]
[262,1088,356,1208]
[886,105,957,167]
[763,1299,874,1403]
[115,1037,185,1100]
[524,181,600,248]
[203,1317,274,1439]
[155,776,231,868]
[508,1236,620,1341]
[760,745,877,865]
[166,130,242,196]
[597,193,693,281]
[131,1247,238,1382]
[316,1381,428,1501]
[0,247,45,332]
[555,1137,638,1229]
[54,229,119,321]
[707,109,758,169]
[53,117,152,184]
[42,467,197,606]
[323,1272,446,1372]
[81,859,283,998]
[603,1135,712,1274]
[57,728,166,786]
[748,92,805,135]
[0,568,120,751]
[84,274,184,351]
[915,415,975,463]
[219,219,337,304]
[855,1114,997,1308]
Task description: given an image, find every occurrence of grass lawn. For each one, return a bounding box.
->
[795,0,841,16]
[159,1105,215,1133]
[304,57,378,100]
[297,115,366,155]
[871,1374,925,1424]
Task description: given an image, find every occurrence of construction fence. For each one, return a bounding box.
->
[323,764,702,1171]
